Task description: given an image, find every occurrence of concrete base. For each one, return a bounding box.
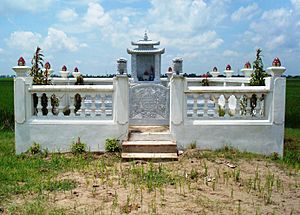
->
[15,120,128,154]
[171,122,284,156]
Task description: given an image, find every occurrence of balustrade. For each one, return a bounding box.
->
[29,85,114,120]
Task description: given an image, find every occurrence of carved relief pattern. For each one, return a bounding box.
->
[130,84,169,120]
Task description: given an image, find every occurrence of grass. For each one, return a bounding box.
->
[0,78,14,130]
[285,78,300,128]
[0,130,299,213]
[0,131,95,206]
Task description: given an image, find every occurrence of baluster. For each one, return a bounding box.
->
[57,93,65,117]
[46,93,53,116]
[101,95,106,118]
[193,94,198,118]
[90,94,96,117]
[213,94,219,118]
[203,94,209,117]
[81,95,86,117]
[235,94,241,118]
[259,94,265,117]
[69,93,75,117]
[224,94,230,118]
[246,94,251,117]
[36,93,43,117]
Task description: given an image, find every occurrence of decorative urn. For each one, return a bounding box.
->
[43,62,53,77]
[12,57,31,77]
[211,66,220,77]
[117,58,127,75]
[240,61,253,77]
[267,57,286,77]
[224,64,234,78]
[72,67,81,78]
[60,65,69,78]
[166,67,173,80]
[173,57,183,75]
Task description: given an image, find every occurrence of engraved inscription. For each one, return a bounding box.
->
[129,84,169,123]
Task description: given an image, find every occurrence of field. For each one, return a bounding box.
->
[0,78,14,130]
[0,130,299,214]
[0,78,299,214]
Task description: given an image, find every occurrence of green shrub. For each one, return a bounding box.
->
[71,137,87,155]
[27,142,42,155]
[105,138,121,152]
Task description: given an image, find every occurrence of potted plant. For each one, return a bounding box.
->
[250,49,268,86]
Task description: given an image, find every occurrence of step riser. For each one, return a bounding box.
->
[123,145,177,153]
[129,133,172,141]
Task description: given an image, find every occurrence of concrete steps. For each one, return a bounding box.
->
[121,126,178,161]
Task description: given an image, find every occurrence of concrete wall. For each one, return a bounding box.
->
[14,74,129,154]
[170,75,286,156]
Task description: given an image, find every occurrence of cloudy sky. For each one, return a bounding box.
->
[0,0,300,76]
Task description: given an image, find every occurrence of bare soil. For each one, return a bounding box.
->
[5,150,300,214]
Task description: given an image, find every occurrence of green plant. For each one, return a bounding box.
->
[250,49,268,86]
[188,141,197,149]
[105,138,121,152]
[218,106,225,117]
[71,137,87,155]
[27,142,42,155]
[30,47,51,85]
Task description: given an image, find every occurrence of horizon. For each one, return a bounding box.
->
[1,0,300,76]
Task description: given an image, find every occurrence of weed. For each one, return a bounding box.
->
[27,142,42,155]
[188,141,197,149]
[105,138,121,152]
[71,137,86,155]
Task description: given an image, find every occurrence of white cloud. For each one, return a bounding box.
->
[7,31,42,51]
[266,35,285,50]
[223,50,239,57]
[83,2,111,27]
[6,28,85,52]
[57,8,78,22]
[43,28,81,52]
[291,0,300,12]
[0,0,53,12]
[231,3,259,21]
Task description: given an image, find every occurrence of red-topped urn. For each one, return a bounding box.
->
[18,57,25,66]
[62,65,67,71]
[226,64,231,70]
[267,57,285,77]
[72,67,81,78]
[272,57,281,67]
[211,66,219,77]
[244,61,251,69]
[44,62,51,69]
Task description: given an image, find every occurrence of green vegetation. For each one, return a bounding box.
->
[105,138,122,152]
[285,78,300,128]
[0,131,94,206]
[0,130,299,214]
[71,137,87,155]
[0,78,14,130]
[250,48,268,86]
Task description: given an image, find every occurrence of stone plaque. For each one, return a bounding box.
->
[129,84,169,125]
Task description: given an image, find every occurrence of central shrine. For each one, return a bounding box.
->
[127,32,165,83]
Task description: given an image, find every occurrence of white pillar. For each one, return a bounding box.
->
[154,54,160,83]
[170,75,185,126]
[113,75,129,125]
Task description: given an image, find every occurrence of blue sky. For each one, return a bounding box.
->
[0,0,300,76]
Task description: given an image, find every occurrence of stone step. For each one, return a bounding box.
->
[121,152,178,160]
[122,141,177,153]
[129,126,169,133]
[129,132,172,141]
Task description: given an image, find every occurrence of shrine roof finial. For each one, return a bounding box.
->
[144,30,148,41]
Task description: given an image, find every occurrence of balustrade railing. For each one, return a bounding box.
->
[29,85,114,119]
[185,86,269,120]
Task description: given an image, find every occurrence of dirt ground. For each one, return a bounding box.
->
[5,150,300,214]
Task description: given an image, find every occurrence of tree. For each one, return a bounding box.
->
[30,47,48,85]
[250,48,268,86]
